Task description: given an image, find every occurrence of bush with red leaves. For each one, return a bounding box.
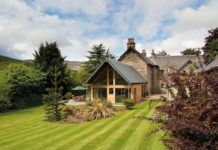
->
[143,68,218,150]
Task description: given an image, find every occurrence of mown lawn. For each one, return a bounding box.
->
[0,101,167,150]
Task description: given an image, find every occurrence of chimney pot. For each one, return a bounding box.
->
[142,49,146,57]
[127,38,135,50]
[151,49,155,57]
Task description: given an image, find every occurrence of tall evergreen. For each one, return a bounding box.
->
[82,44,116,74]
[33,42,70,93]
[43,67,65,121]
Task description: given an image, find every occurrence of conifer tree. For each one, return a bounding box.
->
[82,44,116,74]
[43,67,65,121]
[33,42,70,93]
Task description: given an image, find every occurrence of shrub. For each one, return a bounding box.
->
[102,101,114,109]
[65,92,72,101]
[0,64,46,110]
[144,67,218,150]
[87,101,115,120]
[85,101,94,107]
[123,99,135,110]
[62,106,77,120]
[0,75,11,112]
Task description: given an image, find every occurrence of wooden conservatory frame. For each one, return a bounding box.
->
[86,59,148,104]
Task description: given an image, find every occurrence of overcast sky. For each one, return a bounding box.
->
[0,0,218,61]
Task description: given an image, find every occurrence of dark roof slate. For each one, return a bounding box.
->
[85,58,147,84]
[198,55,218,72]
[150,55,200,70]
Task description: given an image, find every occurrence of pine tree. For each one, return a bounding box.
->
[43,67,65,121]
[82,44,116,74]
[33,42,70,93]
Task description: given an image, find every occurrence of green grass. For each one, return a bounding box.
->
[0,101,167,150]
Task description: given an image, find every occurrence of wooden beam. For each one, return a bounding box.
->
[91,85,93,101]
[92,66,108,83]
[92,85,130,88]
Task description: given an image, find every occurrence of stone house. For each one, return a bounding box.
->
[85,38,202,103]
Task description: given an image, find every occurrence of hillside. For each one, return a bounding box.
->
[24,59,82,71]
[0,55,32,71]
[0,55,81,71]
[0,55,23,63]
[64,60,81,71]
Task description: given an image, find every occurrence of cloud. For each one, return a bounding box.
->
[0,0,217,61]
[137,0,218,55]
[33,0,110,20]
[0,0,110,60]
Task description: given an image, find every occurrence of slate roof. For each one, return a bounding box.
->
[85,58,147,84]
[198,55,218,72]
[118,48,158,66]
[150,55,201,71]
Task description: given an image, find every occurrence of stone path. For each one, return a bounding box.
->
[66,99,86,105]
[66,99,124,106]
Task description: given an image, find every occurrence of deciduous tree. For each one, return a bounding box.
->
[181,48,198,55]
[202,28,218,63]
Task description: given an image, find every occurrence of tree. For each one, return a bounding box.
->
[155,50,168,56]
[0,64,46,109]
[33,42,70,93]
[43,67,65,121]
[202,28,218,63]
[181,48,198,55]
[0,73,11,112]
[141,67,218,150]
[82,44,116,74]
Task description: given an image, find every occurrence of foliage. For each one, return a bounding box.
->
[43,68,65,121]
[65,92,72,100]
[181,48,198,55]
[0,55,32,71]
[62,106,77,120]
[202,27,218,63]
[205,39,218,62]
[69,70,90,87]
[86,101,115,120]
[144,67,218,150]
[62,101,115,122]
[33,42,70,93]
[85,101,94,107]
[82,44,116,74]
[0,64,46,110]
[123,99,135,110]
[155,50,168,56]
[0,55,23,63]
[0,74,11,112]
[102,101,114,109]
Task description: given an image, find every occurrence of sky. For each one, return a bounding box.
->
[0,0,218,61]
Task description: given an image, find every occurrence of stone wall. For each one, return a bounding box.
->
[119,50,161,95]
[120,51,148,80]
[119,51,155,94]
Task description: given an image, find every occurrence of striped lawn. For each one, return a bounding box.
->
[0,101,167,150]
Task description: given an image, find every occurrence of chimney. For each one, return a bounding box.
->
[127,38,135,50]
[151,49,155,57]
[142,49,146,57]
